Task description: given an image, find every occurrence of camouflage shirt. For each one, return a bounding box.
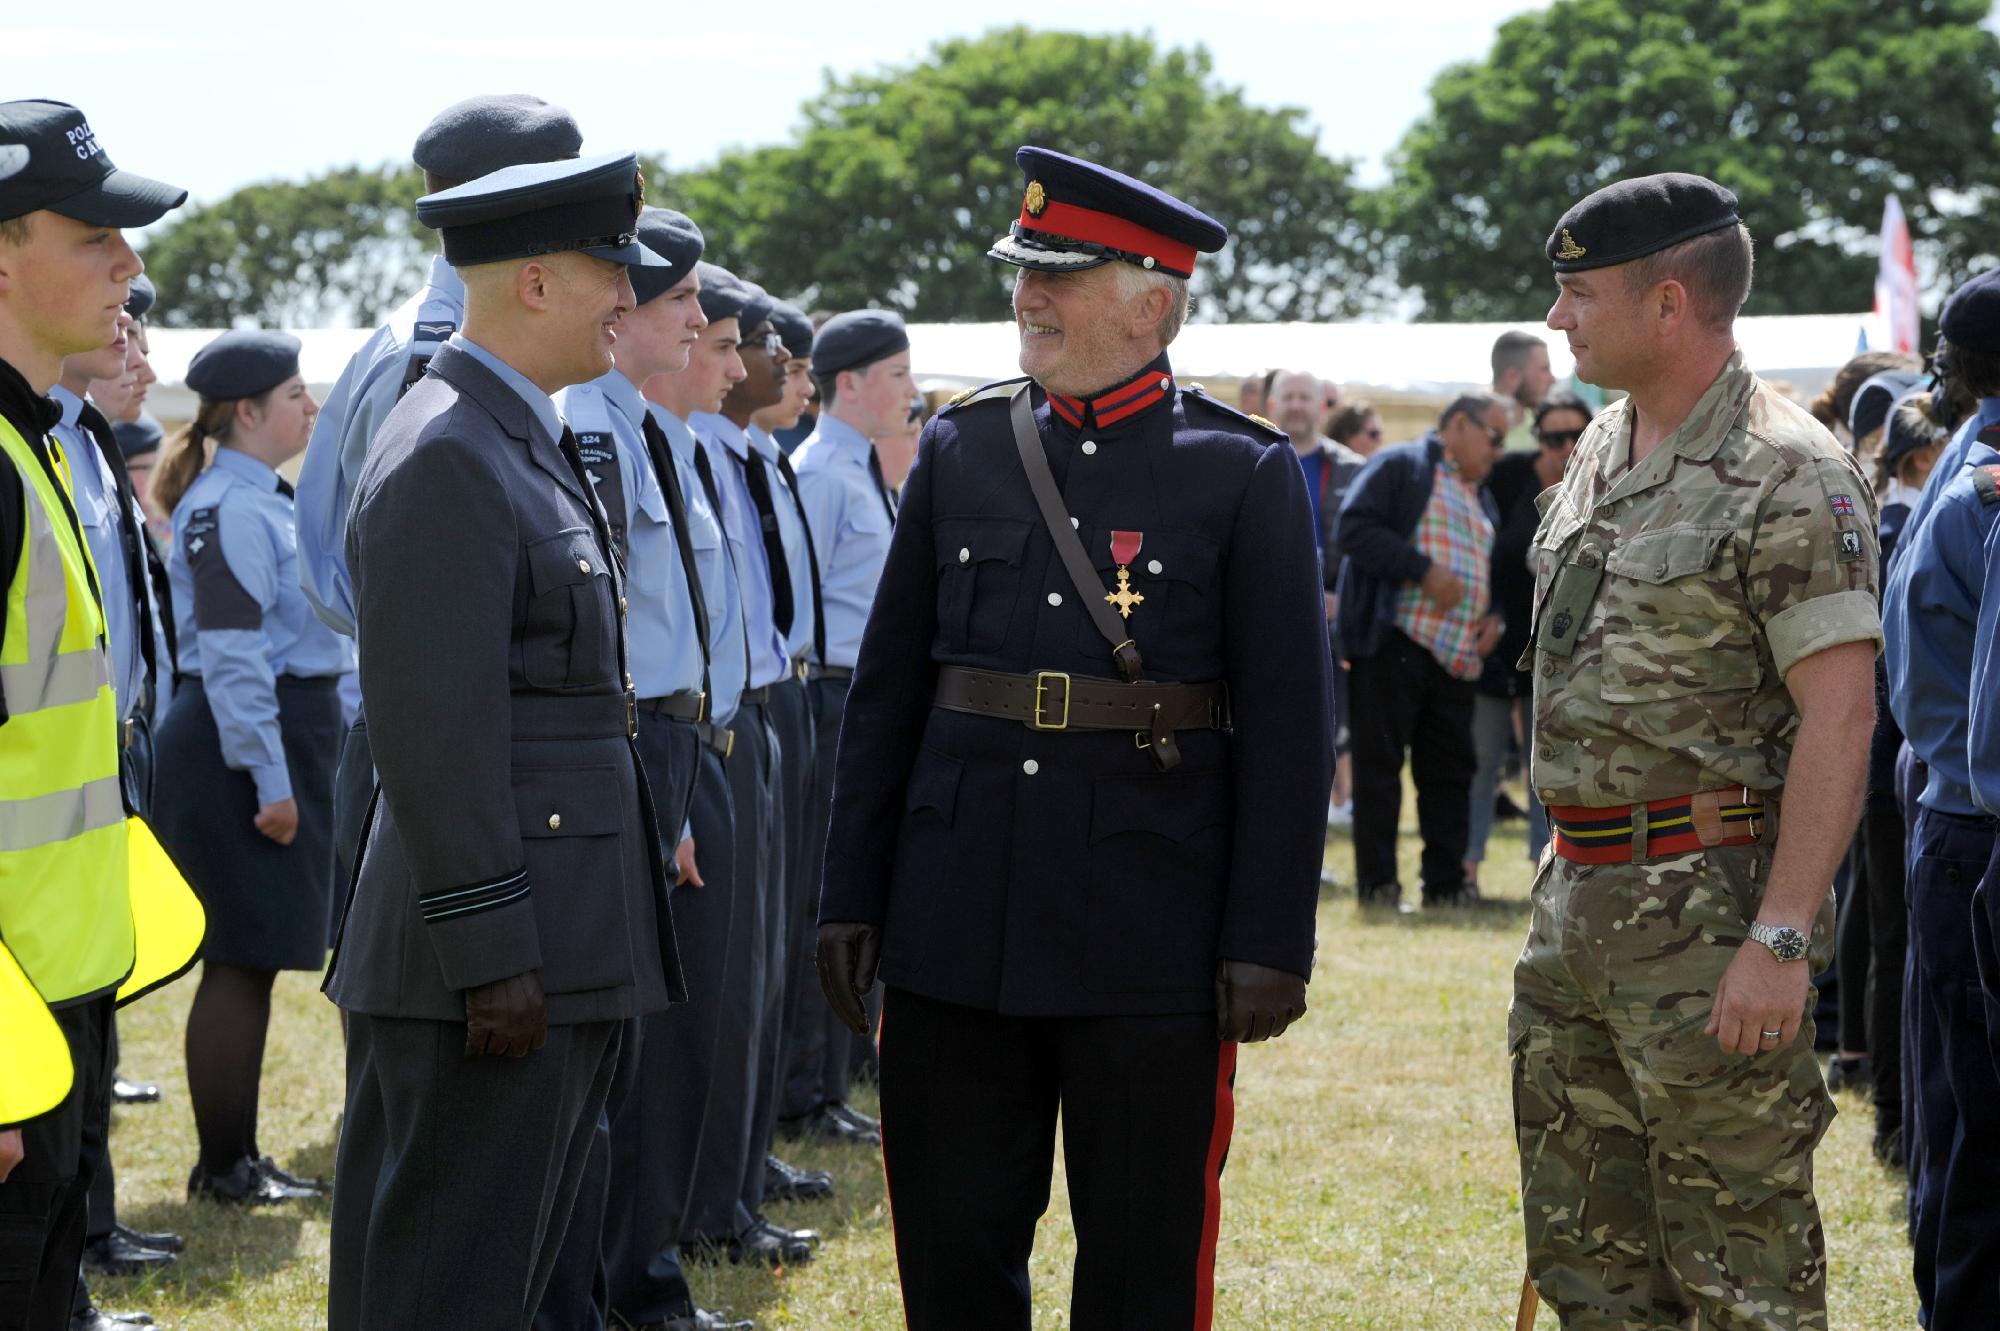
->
[1525,350,1882,807]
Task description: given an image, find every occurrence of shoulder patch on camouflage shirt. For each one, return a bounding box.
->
[939,377,1031,415]
[1182,385,1287,440]
[1973,466,2000,506]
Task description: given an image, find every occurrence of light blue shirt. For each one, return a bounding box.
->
[691,412,790,690]
[791,414,893,668]
[48,386,171,717]
[558,372,705,701]
[452,334,562,444]
[296,255,465,636]
[1887,396,2000,583]
[170,447,351,804]
[651,404,747,728]
[748,424,820,662]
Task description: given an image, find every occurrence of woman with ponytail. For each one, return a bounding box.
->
[151,330,348,1206]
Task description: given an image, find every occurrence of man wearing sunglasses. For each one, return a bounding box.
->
[1335,392,1510,911]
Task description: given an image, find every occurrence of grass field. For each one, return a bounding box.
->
[91,808,1919,1329]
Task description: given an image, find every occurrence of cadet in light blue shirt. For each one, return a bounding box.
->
[294,94,584,637]
[693,416,791,690]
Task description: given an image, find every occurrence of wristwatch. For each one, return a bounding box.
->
[1748,922,1809,962]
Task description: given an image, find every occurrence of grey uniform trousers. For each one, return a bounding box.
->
[685,700,780,1240]
[327,1013,619,1331]
[767,677,822,1127]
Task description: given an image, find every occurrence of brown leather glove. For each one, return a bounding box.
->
[816,921,883,1037]
[1215,959,1308,1043]
[464,969,549,1058]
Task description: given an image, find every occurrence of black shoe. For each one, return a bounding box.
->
[71,1310,155,1330]
[763,1154,833,1203]
[1494,790,1526,821]
[629,1309,758,1331]
[1827,1055,1873,1095]
[256,1154,330,1197]
[686,1219,819,1268]
[827,1101,880,1136]
[112,1222,184,1254]
[800,1102,880,1147]
[188,1155,321,1206]
[1425,883,1507,910]
[81,1229,177,1277]
[1357,883,1415,915]
[110,1077,161,1106]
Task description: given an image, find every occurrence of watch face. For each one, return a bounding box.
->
[1765,926,1808,961]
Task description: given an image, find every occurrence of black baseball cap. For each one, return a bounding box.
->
[0,100,186,226]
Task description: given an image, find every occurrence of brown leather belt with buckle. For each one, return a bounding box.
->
[637,692,708,723]
[1547,787,1767,864]
[695,721,736,758]
[932,665,1227,771]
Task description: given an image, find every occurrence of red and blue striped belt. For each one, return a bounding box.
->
[1546,788,1766,865]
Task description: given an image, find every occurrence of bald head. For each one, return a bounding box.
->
[1268,369,1324,445]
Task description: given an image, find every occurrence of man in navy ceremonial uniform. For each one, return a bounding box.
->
[816,147,1332,1329]
[325,151,684,1331]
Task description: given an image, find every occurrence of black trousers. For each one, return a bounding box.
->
[327,1013,619,1331]
[766,678,819,1131]
[0,995,112,1331]
[1347,629,1475,898]
[879,988,1237,1331]
[1857,801,1908,1128]
[782,675,854,1119]
[685,702,778,1241]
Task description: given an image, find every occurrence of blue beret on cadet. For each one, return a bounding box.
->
[1848,369,1920,442]
[1941,268,2000,355]
[694,263,750,325]
[415,152,665,270]
[811,309,909,378]
[630,208,704,305]
[185,330,302,401]
[124,272,156,319]
[411,94,583,183]
[112,412,163,460]
[734,279,777,338]
[770,302,815,361]
[0,99,186,226]
[1547,172,1741,273]
[988,145,1227,280]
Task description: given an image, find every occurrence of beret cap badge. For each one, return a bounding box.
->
[1555,229,1587,261]
[1024,180,1047,217]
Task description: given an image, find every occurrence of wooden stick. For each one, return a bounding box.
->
[1515,1273,1540,1331]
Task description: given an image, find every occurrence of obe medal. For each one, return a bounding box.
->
[1105,530,1146,620]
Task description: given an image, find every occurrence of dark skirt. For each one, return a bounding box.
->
[152,675,341,971]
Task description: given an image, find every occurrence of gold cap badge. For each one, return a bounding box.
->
[1555,228,1587,261]
[1024,180,1047,217]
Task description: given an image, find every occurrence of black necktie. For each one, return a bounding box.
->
[694,442,756,681]
[867,448,899,523]
[75,402,165,698]
[276,476,295,499]
[772,450,827,669]
[732,447,795,639]
[640,413,712,704]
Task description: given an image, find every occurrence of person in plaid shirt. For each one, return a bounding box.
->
[1334,393,1509,909]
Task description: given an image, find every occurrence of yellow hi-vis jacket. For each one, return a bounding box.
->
[0,415,202,1126]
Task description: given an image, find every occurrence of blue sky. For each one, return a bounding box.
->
[3,0,1548,209]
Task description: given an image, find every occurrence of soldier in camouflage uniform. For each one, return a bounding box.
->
[1511,175,1883,1330]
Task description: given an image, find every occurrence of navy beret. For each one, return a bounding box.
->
[770,302,814,360]
[630,208,704,305]
[734,280,776,340]
[416,152,663,270]
[185,330,301,401]
[124,272,155,319]
[1848,369,1921,442]
[0,99,185,226]
[811,309,909,378]
[411,94,582,183]
[988,145,1227,280]
[1941,268,2000,355]
[111,412,162,460]
[1548,173,1741,273]
[694,263,749,324]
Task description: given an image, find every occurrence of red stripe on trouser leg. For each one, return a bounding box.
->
[1194,1040,1238,1330]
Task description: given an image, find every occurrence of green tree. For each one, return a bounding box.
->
[1380,0,2000,321]
[669,27,1382,322]
[141,165,431,328]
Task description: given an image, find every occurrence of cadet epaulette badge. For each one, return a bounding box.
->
[940,378,1029,415]
[1973,466,2000,505]
[1185,385,1287,439]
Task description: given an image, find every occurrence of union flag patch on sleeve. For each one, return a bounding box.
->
[1830,494,1855,516]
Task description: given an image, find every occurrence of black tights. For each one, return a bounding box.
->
[184,961,278,1174]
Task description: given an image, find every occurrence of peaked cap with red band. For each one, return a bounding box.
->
[987,145,1227,281]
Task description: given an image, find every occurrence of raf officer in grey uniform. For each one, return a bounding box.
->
[781,309,913,1144]
[295,93,583,937]
[324,152,684,1331]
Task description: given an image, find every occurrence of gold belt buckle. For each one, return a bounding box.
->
[121,716,136,751]
[1032,671,1071,731]
[719,727,736,759]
